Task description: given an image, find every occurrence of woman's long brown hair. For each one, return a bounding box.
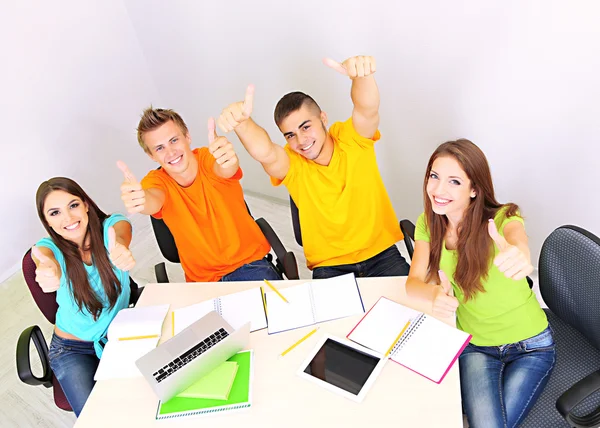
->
[423,139,518,301]
[36,177,122,319]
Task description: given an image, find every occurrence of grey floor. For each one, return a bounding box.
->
[0,193,542,427]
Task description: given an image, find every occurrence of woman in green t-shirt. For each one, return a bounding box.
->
[406,139,554,428]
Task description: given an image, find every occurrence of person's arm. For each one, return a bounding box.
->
[117,161,166,215]
[489,219,533,280]
[405,240,459,318]
[217,85,290,180]
[31,245,61,292]
[324,56,380,138]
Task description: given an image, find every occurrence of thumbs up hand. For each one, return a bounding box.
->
[117,161,145,214]
[32,246,61,293]
[208,118,239,170]
[323,56,377,79]
[488,220,533,281]
[217,85,254,133]
[432,270,459,318]
[107,226,136,272]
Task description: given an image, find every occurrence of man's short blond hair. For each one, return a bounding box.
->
[136,107,189,154]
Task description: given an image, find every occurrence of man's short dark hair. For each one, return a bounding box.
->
[274,92,322,126]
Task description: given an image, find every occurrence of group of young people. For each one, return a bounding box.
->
[31,55,553,427]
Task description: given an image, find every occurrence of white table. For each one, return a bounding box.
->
[76,277,464,427]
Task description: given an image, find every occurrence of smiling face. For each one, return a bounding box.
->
[426,155,477,220]
[43,190,89,246]
[143,120,194,176]
[278,104,329,161]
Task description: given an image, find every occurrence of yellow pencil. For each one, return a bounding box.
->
[280,328,319,357]
[119,334,159,341]
[260,286,268,316]
[171,311,175,337]
[384,320,411,357]
[263,279,290,304]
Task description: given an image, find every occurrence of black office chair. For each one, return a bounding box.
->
[399,218,534,289]
[15,249,143,411]
[290,196,302,247]
[520,225,600,428]
[151,202,299,282]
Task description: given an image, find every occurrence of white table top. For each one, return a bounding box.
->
[75,277,463,427]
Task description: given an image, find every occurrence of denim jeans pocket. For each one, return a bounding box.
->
[521,327,555,352]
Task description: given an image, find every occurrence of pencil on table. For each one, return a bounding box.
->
[263,279,290,304]
[280,328,319,357]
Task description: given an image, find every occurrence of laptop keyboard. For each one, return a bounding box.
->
[152,328,229,383]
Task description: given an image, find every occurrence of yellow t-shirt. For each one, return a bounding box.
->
[271,118,403,269]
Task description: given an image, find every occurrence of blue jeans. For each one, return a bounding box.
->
[459,326,556,428]
[220,257,282,282]
[48,333,99,417]
[312,245,410,279]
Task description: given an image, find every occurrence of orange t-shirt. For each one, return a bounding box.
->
[141,148,270,282]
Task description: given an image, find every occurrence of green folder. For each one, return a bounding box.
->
[156,350,253,420]
[176,361,238,400]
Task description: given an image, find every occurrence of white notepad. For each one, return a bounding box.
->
[265,273,365,334]
[173,288,267,335]
[94,304,170,380]
[348,298,471,384]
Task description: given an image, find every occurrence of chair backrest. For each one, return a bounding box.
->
[22,249,59,324]
[399,219,416,259]
[289,196,303,247]
[539,225,600,350]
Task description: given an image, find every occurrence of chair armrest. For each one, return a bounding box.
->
[16,325,53,387]
[255,218,286,258]
[155,262,169,283]
[283,252,299,280]
[556,369,600,427]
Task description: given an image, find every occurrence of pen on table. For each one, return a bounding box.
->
[280,328,319,357]
[119,334,159,341]
[263,279,290,304]
[384,320,411,357]
[260,286,268,316]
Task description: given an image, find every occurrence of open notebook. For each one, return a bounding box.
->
[265,273,365,334]
[156,350,253,420]
[94,304,170,380]
[347,297,471,384]
[172,288,267,335]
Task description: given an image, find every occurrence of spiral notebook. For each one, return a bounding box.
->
[156,350,253,420]
[347,298,471,384]
[173,288,267,334]
[265,273,365,334]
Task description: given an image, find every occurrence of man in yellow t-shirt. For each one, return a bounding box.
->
[217,55,409,279]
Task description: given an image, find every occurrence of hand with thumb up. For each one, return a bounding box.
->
[208,117,239,171]
[107,226,136,272]
[488,219,533,281]
[432,270,459,318]
[32,246,61,293]
[117,160,145,214]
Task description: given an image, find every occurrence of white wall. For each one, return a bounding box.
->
[0,1,161,281]
[2,1,599,280]
[124,0,600,263]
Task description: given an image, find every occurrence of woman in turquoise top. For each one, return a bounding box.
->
[406,140,554,428]
[32,177,135,416]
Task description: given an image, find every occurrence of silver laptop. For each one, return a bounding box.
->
[136,310,250,402]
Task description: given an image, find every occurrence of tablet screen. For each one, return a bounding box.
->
[302,338,381,395]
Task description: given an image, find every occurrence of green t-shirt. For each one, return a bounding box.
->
[415,208,547,346]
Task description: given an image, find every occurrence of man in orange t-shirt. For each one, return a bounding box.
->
[117,107,280,282]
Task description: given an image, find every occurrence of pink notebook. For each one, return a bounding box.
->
[347,297,471,384]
